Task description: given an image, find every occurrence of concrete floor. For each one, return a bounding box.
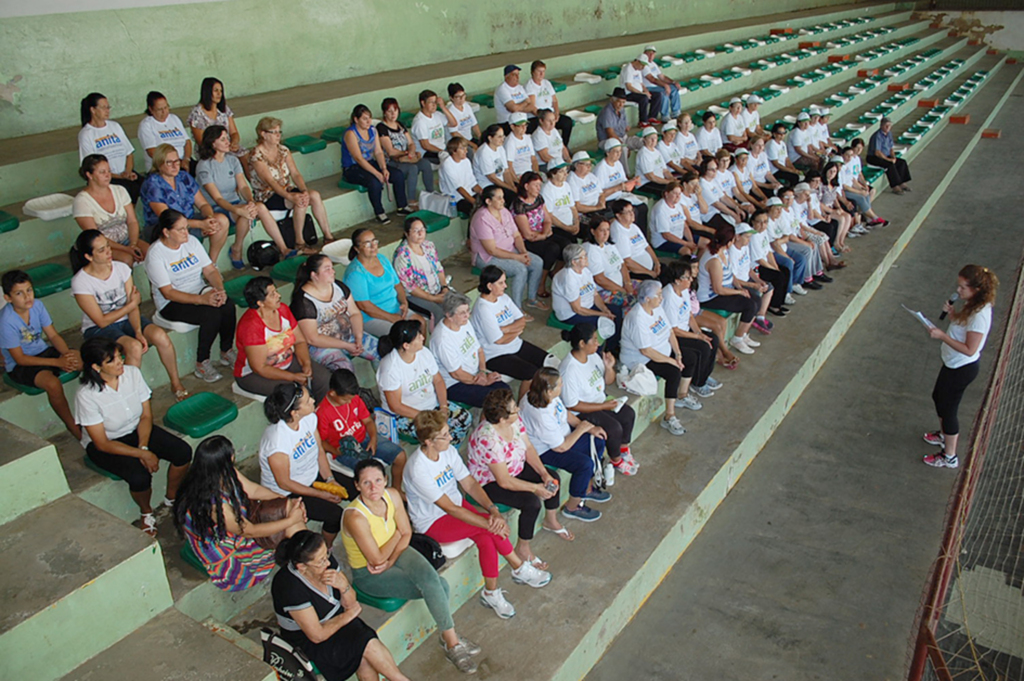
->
[585,71,1024,681]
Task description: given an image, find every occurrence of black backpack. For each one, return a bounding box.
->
[247,241,281,270]
[278,212,318,250]
[409,533,446,570]
[260,628,315,680]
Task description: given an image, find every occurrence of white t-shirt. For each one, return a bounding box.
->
[662,283,694,332]
[748,230,771,265]
[429,321,482,388]
[144,236,213,311]
[411,111,449,155]
[504,133,536,176]
[524,78,556,114]
[439,156,476,201]
[621,304,672,369]
[137,114,189,171]
[472,144,508,188]
[519,395,570,454]
[403,446,471,532]
[642,62,664,82]
[636,146,670,182]
[471,294,523,359]
[848,155,863,178]
[751,151,772,183]
[942,304,992,369]
[720,112,747,140]
[611,220,653,270]
[447,102,478,141]
[620,63,646,93]
[583,242,625,290]
[78,121,134,174]
[541,180,575,227]
[568,172,602,207]
[766,216,786,242]
[787,126,812,162]
[75,365,151,447]
[813,122,830,146]
[376,348,441,412]
[699,177,724,221]
[71,262,133,331]
[658,139,684,168]
[780,205,802,236]
[531,127,564,168]
[552,267,597,321]
[72,185,133,246]
[766,139,788,166]
[259,413,321,496]
[674,132,700,162]
[729,243,752,282]
[494,82,528,124]
[733,163,755,193]
[694,126,723,154]
[594,160,628,191]
[650,198,688,248]
[559,352,606,409]
[717,168,738,198]
[742,108,761,133]
[839,162,858,188]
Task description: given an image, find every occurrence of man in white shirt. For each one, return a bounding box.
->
[621,55,663,126]
[411,89,457,163]
[494,64,536,129]
[787,112,820,171]
[641,47,682,121]
[742,94,768,142]
[524,60,573,146]
[766,123,800,185]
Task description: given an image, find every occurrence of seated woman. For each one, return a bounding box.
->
[292,254,379,372]
[685,257,741,370]
[730,148,767,211]
[141,144,231,262]
[679,170,717,242]
[447,82,481,149]
[748,137,785,198]
[567,152,614,237]
[660,260,723,400]
[472,124,518,205]
[273,530,411,681]
[378,97,431,209]
[583,220,636,310]
[513,171,571,300]
[72,230,186,400]
[344,104,410,225]
[593,139,650,232]
[635,127,674,196]
[671,113,702,173]
[729,225,776,335]
[649,181,696,257]
[76,337,192,537]
[552,244,622,355]
[343,228,425,338]
[697,225,761,356]
[235,276,331,403]
[439,137,480,216]
[520,368,609,523]
[316,369,403,470]
[78,92,141,203]
[249,116,334,245]
[839,146,887,227]
[610,200,660,281]
[377,320,472,446]
[471,266,550,399]
[697,157,743,227]
[541,163,581,243]
[429,291,510,408]
[658,121,688,175]
[260,383,345,547]
[393,216,450,328]
[74,154,146,266]
[187,77,247,161]
[144,209,236,382]
[343,459,482,674]
[197,125,288,264]
[469,186,545,310]
[816,162,857,251]
[504,112,539,179]
[559,324,637,475]
[468,389,568,563]
[532,109,572,171]
[620,280,690,436]
[747,210,792,316]
[403,410,551,620]
[174,435,307,591]
[138,91,192,173]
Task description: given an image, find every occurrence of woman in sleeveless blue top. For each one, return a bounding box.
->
[696,224,760,356]
[342,104,409,223]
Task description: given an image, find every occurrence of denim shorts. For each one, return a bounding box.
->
[82,316,153,341]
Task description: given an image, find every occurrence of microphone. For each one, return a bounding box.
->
[939,292,959,320]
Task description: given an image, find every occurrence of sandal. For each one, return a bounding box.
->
[173,388,191,402]
[523,314,536,323]
[542,525,575,541]
[718,358,739,370]
[140,513,158,537]
[525,298,550,311]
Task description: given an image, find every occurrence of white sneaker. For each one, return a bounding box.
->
[660,415,686,435]
[742,334,761,348]
[479,589,516,619]
[784,293,797,305]
[511,562,552,588]
[792,284,808,296]
[730,336,756,355]
[679,395,703,411]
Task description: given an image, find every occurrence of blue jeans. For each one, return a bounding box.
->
[782,246,809,285]
[343,160,407,214]
[475,253,543,307]
[335,434,405,470]
[446,380,512,408]
[649,84,682,118]
[540,435,605,498]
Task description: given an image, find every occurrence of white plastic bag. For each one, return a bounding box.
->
[617,364,658,396]
[418,191,456,217]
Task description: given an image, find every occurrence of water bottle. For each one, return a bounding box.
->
[449,196,458,217]
[604,462,616,487]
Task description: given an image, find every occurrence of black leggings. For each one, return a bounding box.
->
[159,301,236,362]
[932,361,980,436]
[773,169,800,187]
[86,426,192,493]
[677,336,715,388]
[758,265,791,309]
[524,237,563,272]
[646,353,681,399]
[814,219,839,244]
[580,406,636,459]
[702,293,757,323]
[299,478,343,534]
[482,465,560,541]
[486,341,548,380]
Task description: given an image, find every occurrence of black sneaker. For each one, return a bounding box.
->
[804,280,823,290]
[814,273,834,283]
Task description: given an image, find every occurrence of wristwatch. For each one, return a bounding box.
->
[139,445,149,451]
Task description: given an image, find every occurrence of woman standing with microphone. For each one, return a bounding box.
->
[922,265,998,469]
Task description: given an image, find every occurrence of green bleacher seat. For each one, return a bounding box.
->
[271,255,308,283]
[283,135,327,154]
[353,584,407,613]
[406,210,450,233]
[180,543,208,575]
[338,178,368,193]
[320,127,347,143]
[0,210,19,233]
[164,392,239,439]
[3,369,79,396]
[25,262,73,297]
[470,94,494,108]
[547,311,573,331]
[708,308,732,318]
[398,111,415,128]
[552,82,568,93]
[583,105,603,115]
[467,495,513,514]
[85,454,122,481]
[654,248,681,260]
[224,275,254,308]
[471,266,481,276]
[862,167,885,185]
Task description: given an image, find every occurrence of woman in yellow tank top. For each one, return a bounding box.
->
[341,459,483,674]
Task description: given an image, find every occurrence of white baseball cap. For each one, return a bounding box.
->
[729,96,743,105]
[601,138,623,152]
[797,112,811,121]
[571,150,593,164]
[747,94,763,104]
[767,197,783,206]
[794,182,811,193]
[641,126,659,137]
[662,120,678,132]
[509,111,529,125]
[644,45,657,53]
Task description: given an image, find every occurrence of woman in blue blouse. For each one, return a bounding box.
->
[342,228,426,338]
[342,104,410,225]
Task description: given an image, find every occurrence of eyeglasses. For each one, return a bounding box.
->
[265,129,282,135]
[164,159,182,166]
[433,431,452,442]
[359,239,380,247]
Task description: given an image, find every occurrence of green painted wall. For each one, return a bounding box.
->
[0,0,866,139]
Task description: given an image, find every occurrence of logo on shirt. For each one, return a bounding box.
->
[458,333,476,355]
[92,133,123,150]
[157,128,185,141]
[649,316,668,336]
[607,170,623,184]
[408,369,434,395]
[494,305,515,326]
[170,252,201,273]
[433,464,456,489]
[630,233,644,246]
[553,193,573,208]
[579,280,595,298]
[292,430,317,461]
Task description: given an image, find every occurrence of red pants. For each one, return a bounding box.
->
[426,500,514,579]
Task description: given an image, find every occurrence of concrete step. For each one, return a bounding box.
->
[0,420,70,525]
[58,608,276,681]
[0,495,173,681]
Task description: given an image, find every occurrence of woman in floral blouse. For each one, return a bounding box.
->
[187,77,247,161]
[511,172,571,301]
[392,216,449,329]
[468,388,571,569]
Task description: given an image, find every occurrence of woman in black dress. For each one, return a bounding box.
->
[272,531,411,681]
